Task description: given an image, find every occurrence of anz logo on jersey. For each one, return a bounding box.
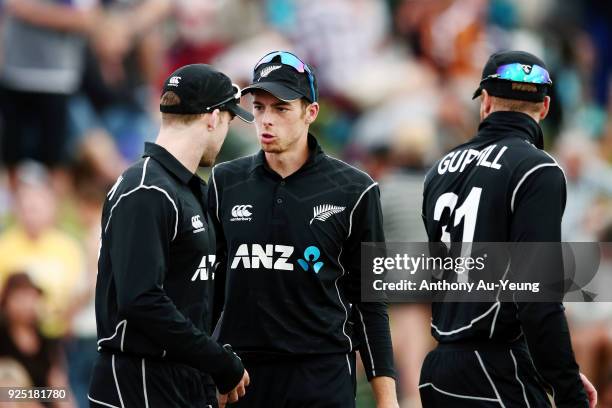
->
[230,244,324,273]
[191,254,216,281]
[438,145,508,175]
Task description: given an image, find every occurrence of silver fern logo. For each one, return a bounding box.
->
[309,204,346,225]
[258,65,282,80]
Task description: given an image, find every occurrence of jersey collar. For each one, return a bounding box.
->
[143,142,196,185]
[477,111,544,149]
[248,133,324,175]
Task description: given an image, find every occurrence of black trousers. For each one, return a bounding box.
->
[231,352,356,408]
[0,86,69,167]
[88,352,218,408]
[419,341,551,407]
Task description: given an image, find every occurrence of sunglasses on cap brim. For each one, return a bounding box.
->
[205,83,242,112]
[254,51,317,102]
[482,63,552,85]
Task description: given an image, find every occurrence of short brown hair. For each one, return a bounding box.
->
[491,95,544,115]
[160,91,203,125]
[300,98,311,117]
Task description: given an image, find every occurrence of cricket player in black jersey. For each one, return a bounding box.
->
[419,51,597,407]
[209,51,398,407]
[89,64,252,408]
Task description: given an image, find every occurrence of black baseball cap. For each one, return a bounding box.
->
[472,51,552,102]
[160,64,254,123]
[242,51,318,103]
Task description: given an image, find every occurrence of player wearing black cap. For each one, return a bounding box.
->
[419,51,597,407]
[209,51,398,407]
[89,64,252,408]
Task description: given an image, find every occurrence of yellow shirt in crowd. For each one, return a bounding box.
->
[0,226,84,338]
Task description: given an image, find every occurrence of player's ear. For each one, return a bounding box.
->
[305,102,319,125]
[483,90,493,114]
[480,89,494,120]
[539,96,550,120]
[206,109,221,131]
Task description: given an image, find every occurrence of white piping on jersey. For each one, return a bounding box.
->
[104,158,179,241]
[418,383,499,402]
[348,182,378,238]
[141,157,150,185]
[142,358,149,408]
[475,351,506,407]
[88,395,120,408]
[489,302,502,339]
[510,163,560,212]
[543,151,567,184]
[510,350,530,408]
[335,247,353,351]
[345,354,352,376]
[108,176,124,201]
[431,302,499,336]
[112,354,126,408]
[120,321,127,352]
[489,263,510,338]
[97,320,127,347]
[355,305,376,377]
[211,166,221,223]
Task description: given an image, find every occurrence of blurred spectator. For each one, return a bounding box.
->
[0,272,74,407]
[0,0,98,190]
[62,156,109,408]
[0,357,32,387]
[0,357,44,408]
[69,0,173,162]
[358,122,435,408]
[0,162,84,339]
[556,136,612,240]
[566,223,612,407]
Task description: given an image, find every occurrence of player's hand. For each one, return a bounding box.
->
[580,372,597,408]
[218,369,250,407]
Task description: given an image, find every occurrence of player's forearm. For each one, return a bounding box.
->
[517,302,589,407]
[6,0,100,34]
[370,376,399,408]
[354,303,396,380]
[123,0,173,39]
[118,292,244,392]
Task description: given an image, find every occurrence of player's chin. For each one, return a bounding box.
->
[260,143,283,154]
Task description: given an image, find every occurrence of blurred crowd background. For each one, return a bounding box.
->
[0,0,611,407]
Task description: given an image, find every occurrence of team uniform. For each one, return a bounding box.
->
[89,142,244,408]
[419,111,588,407]
[209,134,395,407]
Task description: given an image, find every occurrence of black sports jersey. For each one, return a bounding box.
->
[94,142,243,394]
[422,112,587,406]
[209,134,395,380]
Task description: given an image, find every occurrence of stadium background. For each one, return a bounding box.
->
[0,0,610,407]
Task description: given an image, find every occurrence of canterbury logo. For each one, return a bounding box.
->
[191,215,205,233]
[231,205,253,221]
[258,65,281,80]
[309,204,345,225]
[168,76,181,87]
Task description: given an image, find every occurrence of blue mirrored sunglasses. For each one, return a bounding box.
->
[483,63,552,85]
[483,62,552,85]
[254,51,317,102]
